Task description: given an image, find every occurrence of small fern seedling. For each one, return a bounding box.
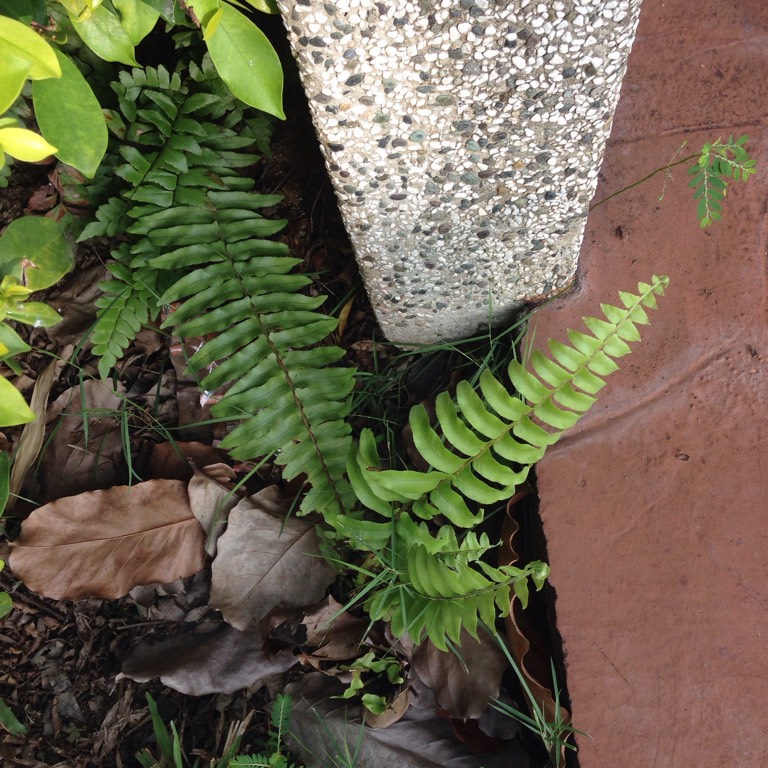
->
[688,135,756,227]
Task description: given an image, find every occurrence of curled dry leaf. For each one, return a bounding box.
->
[412,631,509,721]
[188,465,239,557]
[301,595,369,660]
[9,480,206,600]
[210,485,336,630]
[7,357,63,513]
[501,500,569,728]
[119,623,298,696]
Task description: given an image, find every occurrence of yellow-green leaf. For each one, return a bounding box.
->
[32,48,107,177]
[70,3,138,65]
[201,3,284,118]
[0,375,35,426]
[0,126,57,162]
[112,0,160,45]
[0,15,60,79]
[0,54,31,113]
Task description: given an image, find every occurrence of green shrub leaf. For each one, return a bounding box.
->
[0,216,73,290]
[32,48,107,177]
[201,3,284,118]
[0,54,30,114]
[112,0,160,45]
[0,375,35,426]
[0,15,60,79]
[70,3,139,65]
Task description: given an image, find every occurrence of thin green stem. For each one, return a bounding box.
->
[589,153,696,210]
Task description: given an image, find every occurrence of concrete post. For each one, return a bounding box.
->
[278,0,643,343]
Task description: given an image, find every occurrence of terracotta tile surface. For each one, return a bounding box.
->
[532,0,768,765]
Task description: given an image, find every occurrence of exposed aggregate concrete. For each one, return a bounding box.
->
[278,0,643,343]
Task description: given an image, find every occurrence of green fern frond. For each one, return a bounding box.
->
[80,59,355,519]
[80,60,269,374]
[341,276,668,649]
[152,190,356,517]
[367,543,548,651]
[688,135,756,227]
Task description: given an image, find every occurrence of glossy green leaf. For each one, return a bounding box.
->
[0,217,74,290]
[0,15,60,79]
[0,126,57,162]
[0,0,47,23]
[32,48,107,177]
[4,301,62,326]
[202,3,284,118]
[70,3,139,65]
[0,375,35,426]
[243,0,278,12]
[0,54,31,114]
[0,322,30,360]
[112,0,160,44]
[0,216,74,291]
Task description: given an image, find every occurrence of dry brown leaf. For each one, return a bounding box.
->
[366,686,412,730]
[44,264,105,346]
[9,480,206,600]
[147,440,225,481]
[501,500,569,729]
[210,486,336,630]
[7,356,64,512]
[301,596,368,660]
[40,380,126,500]
[285,672,528,768]
[119,623,297,695]
[188,466,239,557]
[412,631,508,721]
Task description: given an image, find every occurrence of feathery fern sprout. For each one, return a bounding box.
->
[688,135,756,227]
[335,276,669,651]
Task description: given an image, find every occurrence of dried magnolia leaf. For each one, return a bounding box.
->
[412,631,508,721]
[9,480,205,600]
[210,486,336,630]
[285,673,527,768]
[119,623,297,696]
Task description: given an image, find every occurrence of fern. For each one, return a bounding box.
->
[337,276,669,650]
[80,59,355,519]
[230,694,299,768]
[80,58,270,378]
[688,135,756,227]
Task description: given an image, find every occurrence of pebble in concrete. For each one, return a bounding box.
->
[278,0,643,343]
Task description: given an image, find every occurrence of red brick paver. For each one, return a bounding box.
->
[532,1,768,765]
